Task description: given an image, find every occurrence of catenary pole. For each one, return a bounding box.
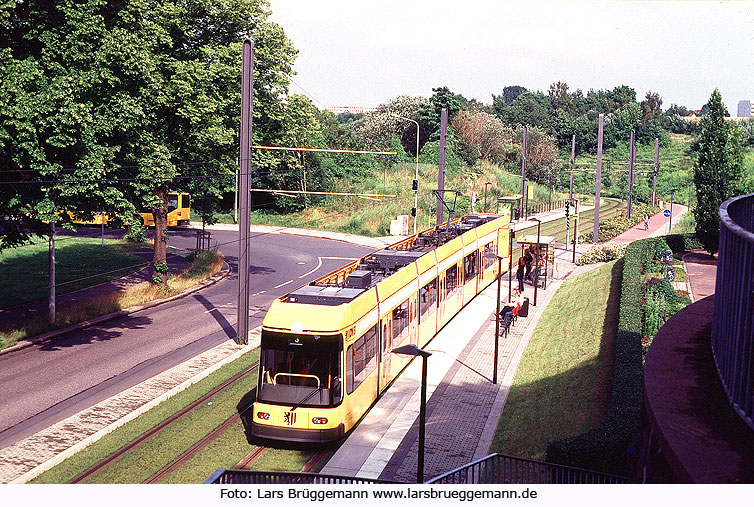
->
[628,130,635,218]
[569,134,575,201]
[652,138,659,207]
[237,38,253,345]
[436,109,447,226]
[593,114,603,244]
[519,126,528,219]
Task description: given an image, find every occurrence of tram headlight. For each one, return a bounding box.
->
[312,417,328,425]
[257,412,271,421]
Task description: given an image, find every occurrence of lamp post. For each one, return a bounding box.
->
[391,113,420,235]
[531,218,541,306]
[392,344,432,483]
[484,252,506,385]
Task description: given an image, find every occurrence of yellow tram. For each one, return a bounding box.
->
[251,212,512,443]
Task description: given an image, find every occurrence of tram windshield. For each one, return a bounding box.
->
[257,331,342,407]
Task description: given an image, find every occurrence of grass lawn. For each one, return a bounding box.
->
[0,236,146,310]
[489,259,621,460]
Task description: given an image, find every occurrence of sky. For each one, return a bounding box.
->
[268,0,754,115]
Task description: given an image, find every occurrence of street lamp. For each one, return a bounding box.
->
[484,248,511,386]
[392,344,432,483]
[390,113,420,235]
[531,218,541,306]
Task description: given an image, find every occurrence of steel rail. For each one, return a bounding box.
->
[68,361,259,484]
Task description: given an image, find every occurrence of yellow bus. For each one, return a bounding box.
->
[139,192,191,227]
[251,212,511,443]
[67,192,191,227]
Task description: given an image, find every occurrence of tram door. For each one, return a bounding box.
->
[379,313,393,391]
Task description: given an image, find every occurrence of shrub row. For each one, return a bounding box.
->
[545,238,667,475]
[545,234,700,475]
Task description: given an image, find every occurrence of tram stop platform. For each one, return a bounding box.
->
[321,245,597,482]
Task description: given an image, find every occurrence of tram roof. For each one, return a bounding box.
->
[285,214,504,306]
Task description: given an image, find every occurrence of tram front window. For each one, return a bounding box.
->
[258,331,342,407]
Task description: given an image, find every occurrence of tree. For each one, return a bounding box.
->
[354,95,427,155]
[641,91,663,123]
[493,86,528,107]
[451,110,514,165]
[418,86,468,142]
[548,81,573,112]
[495,92,554,134]
[0,0,299,288]
[693,89,744,255]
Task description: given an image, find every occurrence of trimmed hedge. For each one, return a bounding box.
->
[545,237,677,475]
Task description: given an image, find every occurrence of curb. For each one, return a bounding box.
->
[0,261,232,358]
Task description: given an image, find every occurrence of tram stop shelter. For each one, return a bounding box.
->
[516,235,556,289]
[497,195,522,220]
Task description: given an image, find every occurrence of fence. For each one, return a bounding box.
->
[525,199,567,217]
[204,469,397,485]
[426,453,626,484]
[712,193,754,431]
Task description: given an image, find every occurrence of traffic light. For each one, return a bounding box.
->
[412,179,418,191]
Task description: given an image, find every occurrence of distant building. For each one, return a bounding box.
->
[737,100,752,118]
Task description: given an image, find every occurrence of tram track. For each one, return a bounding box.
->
[513,198,623,254]
[68,361,259,484]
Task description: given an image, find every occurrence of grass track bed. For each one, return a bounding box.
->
[31,349,260,484]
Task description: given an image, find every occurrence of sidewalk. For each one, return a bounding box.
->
[610,204,688,243]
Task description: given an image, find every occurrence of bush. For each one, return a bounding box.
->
[577,243,628,265]
[546,249,643,475]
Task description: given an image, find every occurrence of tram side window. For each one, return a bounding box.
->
[420,278,438,321]
[392,299,410,347]
[346,325,378,394]
[445,264,458,300]
[464,251,478,281]
[483,241,497,270]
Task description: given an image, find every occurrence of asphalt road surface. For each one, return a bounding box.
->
[0,225,374,449]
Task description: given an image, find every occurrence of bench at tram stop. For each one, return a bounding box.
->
[498,296,529,328]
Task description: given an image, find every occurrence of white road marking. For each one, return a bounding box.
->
[274,280,294,289]
[298,256,358,279]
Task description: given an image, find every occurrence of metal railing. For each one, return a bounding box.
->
[426,453,626,484]
[206,453,627,485]
[712,193,754,431]
[204,469,397,485]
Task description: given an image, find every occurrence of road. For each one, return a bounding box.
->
[0,226,374,449]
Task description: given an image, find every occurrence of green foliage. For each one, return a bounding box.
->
[693,89,745,255]
[546,250,642,475]
[124,223,147,243]
[577,243,628,265]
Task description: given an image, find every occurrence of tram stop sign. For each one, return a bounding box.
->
[663,209,671,218]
